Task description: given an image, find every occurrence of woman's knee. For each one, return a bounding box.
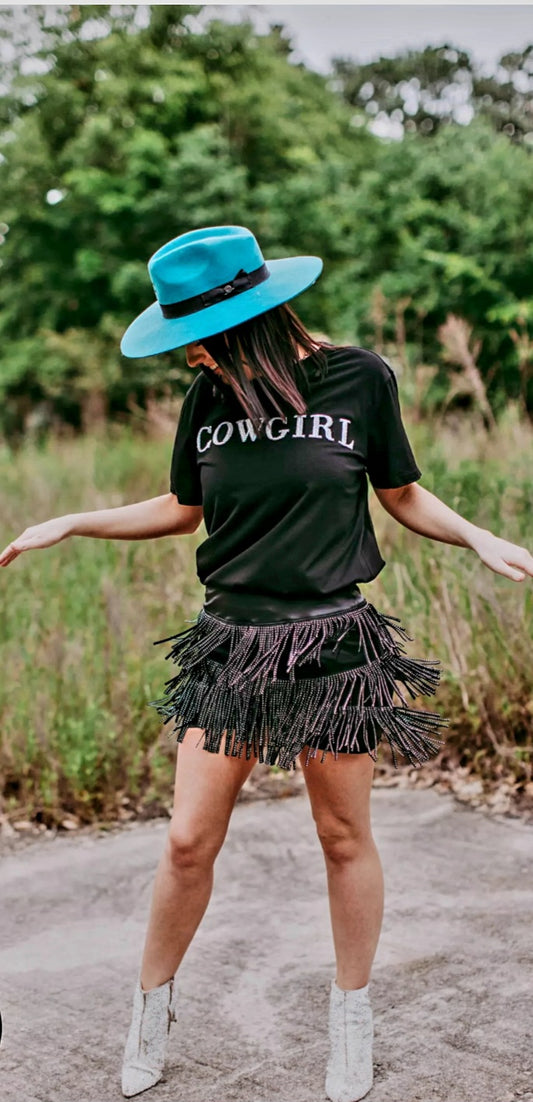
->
[166,819,223,871]
[316,820,373,863]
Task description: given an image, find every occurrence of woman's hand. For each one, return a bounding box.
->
[469,530,533,582]
[0,515,73,567]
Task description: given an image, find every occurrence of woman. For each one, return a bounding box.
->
[1,225,531,1102]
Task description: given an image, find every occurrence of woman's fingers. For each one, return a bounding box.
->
[0,542,22,567]
[495,563,526,581]
[500,542,533,579]
[476,536,533,581]
[0,534,37,566]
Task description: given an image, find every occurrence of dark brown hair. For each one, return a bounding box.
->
[197,302,336,436]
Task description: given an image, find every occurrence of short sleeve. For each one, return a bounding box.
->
[366,369,422,489]
[169,387,203,506]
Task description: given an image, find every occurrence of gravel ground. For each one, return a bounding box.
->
[1,785,532,1102]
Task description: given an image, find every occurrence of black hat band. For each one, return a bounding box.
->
[160,263,270,319]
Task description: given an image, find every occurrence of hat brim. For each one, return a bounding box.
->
[120,256,323,358]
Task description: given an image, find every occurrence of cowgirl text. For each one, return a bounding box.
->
[196,413,356,452]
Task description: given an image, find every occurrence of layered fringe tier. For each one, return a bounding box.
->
[147,601,450,771]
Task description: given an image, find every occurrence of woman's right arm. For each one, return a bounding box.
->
[0,493,203,568]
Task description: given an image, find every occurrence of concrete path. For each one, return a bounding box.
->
[1,787,532,1102]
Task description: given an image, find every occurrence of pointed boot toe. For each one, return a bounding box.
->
[121,1062,163,1098]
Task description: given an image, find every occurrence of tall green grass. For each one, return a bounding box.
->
[0,404,531,825]
[371,400,532,800]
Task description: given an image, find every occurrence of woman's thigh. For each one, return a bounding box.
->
[170,726,259,854]
[298,747,376,846]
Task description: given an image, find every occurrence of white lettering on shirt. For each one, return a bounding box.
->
[309,413,334,440]
[195,413,356,451]
[265,417,290,441]
[338,418,355,450]
[197,426,213,452]
[212,421,234,446]
[236,418,259,442]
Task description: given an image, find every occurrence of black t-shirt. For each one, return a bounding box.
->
[169,345,422,597]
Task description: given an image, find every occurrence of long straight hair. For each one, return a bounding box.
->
[197,302,336,436]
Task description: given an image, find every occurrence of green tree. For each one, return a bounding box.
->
[0,4,374,436]
[328,116,533,410]
[1,7,533,433]
[332,44,533,144]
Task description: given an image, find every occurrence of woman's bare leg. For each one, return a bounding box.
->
[140,728,258,991]
[299,748,384,990]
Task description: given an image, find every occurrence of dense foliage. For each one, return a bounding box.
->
[0,5,532,438]
[332,43,533,142]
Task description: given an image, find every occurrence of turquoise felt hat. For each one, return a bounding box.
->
[120,225,323,358]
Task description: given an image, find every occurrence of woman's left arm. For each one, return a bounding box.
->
[373,482,533,583]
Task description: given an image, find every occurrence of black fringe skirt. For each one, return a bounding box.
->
[147,584,450,771]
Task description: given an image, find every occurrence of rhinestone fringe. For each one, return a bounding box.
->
[147,601,450,771]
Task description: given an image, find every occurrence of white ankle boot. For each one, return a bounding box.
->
[325,979,374,1102]
[121,973,178,1098]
